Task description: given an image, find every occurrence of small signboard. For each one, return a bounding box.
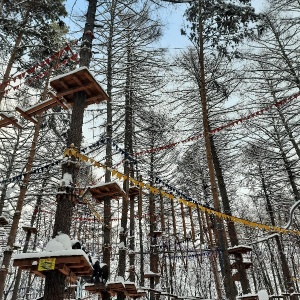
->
[38,258,56,271]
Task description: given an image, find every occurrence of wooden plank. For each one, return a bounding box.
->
[57,264,77,283]
[15,107,38,124]
[22,226,37,234]
[56,83,95,98]
[31,269,46,278]
[48,91,68,110]
[0,113,22,129]
[227,246,252,255]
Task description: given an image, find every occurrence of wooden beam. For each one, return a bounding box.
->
[15,107,38,124]
[57,264,77,283]
[56,82,95,97]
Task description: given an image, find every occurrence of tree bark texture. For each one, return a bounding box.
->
[197,0,236,298]
[43,0,97,298]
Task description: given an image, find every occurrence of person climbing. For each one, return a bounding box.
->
[91,260,103,284]
[101,264,108,283]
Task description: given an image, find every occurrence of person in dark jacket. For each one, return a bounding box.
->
[101,264,108,283]
[91,260,102,283]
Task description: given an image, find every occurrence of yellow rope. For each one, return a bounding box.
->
[64,148,300,236]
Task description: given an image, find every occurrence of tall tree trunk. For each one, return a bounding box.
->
[0,130,21,215]
[43,0,98,299]
[138,175,145,287]
[209,134,251,294]
[197,0,236,298]
[259,163,295,296]
[0,113,42,299]
[102,5,117,300]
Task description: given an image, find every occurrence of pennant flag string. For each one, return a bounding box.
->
[0,159,62,185]
[0,135,110,186]
[64,147,300,236]
[0,40,79,93]
[134,91,300,156]
[3,52,79,95]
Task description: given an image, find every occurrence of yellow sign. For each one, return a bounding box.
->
[38,258,56,271]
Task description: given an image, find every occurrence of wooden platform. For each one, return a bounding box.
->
[152,230,163,237]
[15,94,68,123]
[13,253,92,283]
[231,261,252,269]
[0,113,22,129]
[144,272,161,279]
[227,245,252,255]
[89,182,125,202]
[22,226,37,234]
[0,216,8,226]
[50,67,110,107]
[237,296,258,300]
[106,281,125,296]
[128,187,140,197]
[85,283,106,294]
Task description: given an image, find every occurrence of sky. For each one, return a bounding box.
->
[65,0,268,54]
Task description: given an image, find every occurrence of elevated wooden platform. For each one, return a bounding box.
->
[152,230,163,237]
[89,182,125,202]
[128,187,140,197]
[13,253,92,283]
[237,296,258,300]
[16,93,68,123]
[0,113,22,129]
[231,261,252,269]
[85,282,106,294]
[22,226,37,234]
[144,272,161,279]
[0,216,8,226]
[125,282,137,295]
[227,245,252,255]
[50,67,110,107]
[106,282,125,296]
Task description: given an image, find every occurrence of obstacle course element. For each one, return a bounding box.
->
[89,182,125,202]
[50,67,109,107]
[227,245,252,255]
[13,251,92,283]
[0,113,22,129]
[15,92,68,124]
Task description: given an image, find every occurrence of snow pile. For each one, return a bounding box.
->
[45,233,72,252]
[258,290,269,300]
[60,172,73,187]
